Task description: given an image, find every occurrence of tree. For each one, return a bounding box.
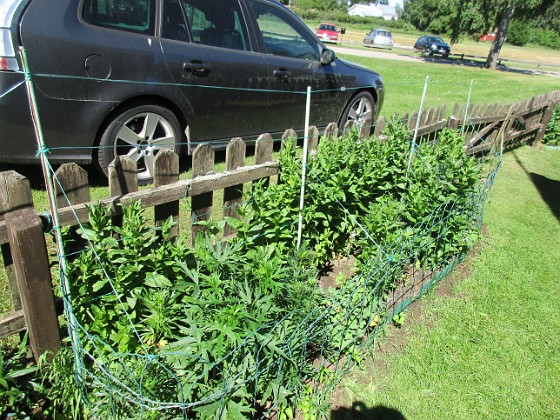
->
[447,0,555,69]
[401,0,455,35]
[294,0,346,12]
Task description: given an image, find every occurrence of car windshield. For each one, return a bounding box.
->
[427,37,445,43]
[377,30,391,37]
[319,24,336,31]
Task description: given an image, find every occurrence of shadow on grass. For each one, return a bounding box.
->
[331,402,406,420]
[528,172,560,222]
[512,151,560,222]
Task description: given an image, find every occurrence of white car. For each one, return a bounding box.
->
[363,29,393,49]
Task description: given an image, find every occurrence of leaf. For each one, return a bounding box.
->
[144,273,172,288]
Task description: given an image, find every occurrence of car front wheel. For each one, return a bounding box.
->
[97,105,182,184]
[340,91,376,133]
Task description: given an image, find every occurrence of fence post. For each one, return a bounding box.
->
[109,157,138,228]
[358,118,372,141]
[255,133,274,187]
[281,128,298,153]
[373,116,386,137]
[533,100,556,147]
[447,116,460,130]
[5,208,60,362]
[324,122,339,141]
[223,138,246,237]
[308,126,320,155]
[191,143,215,245]
[154,150,180,239]
[0,171,34,313]
[343,119,355,135]
[54,163,90,208]
[54,164,90,253]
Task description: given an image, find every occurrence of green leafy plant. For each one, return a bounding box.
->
[47,120,493,417]
[0,336,44,417]
[543,104,560,146]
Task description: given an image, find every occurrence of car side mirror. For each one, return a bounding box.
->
[321,48,336,65]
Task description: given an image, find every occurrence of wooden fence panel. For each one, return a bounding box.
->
[534,100,557,146]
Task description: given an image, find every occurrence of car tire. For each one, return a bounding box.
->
[97,104,182,185]
[340,91,376,134]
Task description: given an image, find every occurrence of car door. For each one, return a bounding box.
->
[159,0,270,149]
[246,0,342,135]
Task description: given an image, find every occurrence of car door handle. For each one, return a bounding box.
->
[183,61,210,76]
[273,69,292,79]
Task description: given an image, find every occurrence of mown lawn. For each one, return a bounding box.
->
[332,145,560,418]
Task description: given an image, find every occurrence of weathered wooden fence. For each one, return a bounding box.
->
[0,90,558,363]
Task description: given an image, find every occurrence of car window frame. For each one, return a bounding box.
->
[245,0,322,62]
[160,0,253,52]
[80,0,157,36]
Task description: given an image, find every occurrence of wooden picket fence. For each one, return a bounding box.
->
[0,90,558,363]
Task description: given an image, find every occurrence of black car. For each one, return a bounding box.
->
[0,0,384,182]
[413,36,451,58]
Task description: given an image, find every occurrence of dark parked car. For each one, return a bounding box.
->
[0,0,384,183]
[413,35,451,58]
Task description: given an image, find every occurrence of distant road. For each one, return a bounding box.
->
[332,46,423,63]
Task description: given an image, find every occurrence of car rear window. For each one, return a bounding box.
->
[82,0,155,35]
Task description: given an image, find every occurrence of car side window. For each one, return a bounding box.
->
[247,1,319,61]
[165,0,249,51]
[161,0,189,42]
[82,0,155,35]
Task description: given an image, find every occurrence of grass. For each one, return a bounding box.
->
[332,145,560,418]
[338,54,560,117]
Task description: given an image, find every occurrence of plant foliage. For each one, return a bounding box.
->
[9,121,494,417]
[543,104,560,146]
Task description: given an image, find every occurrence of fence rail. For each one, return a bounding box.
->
[0,90,558,362]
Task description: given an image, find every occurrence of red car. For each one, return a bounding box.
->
[316,23,339,43]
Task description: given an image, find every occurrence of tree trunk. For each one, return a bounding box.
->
[484,3,516,69]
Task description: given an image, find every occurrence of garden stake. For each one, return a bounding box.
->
[463,79,475,133]
[297,86,312,249]
[406,75,429,181]
[20,46,76,354]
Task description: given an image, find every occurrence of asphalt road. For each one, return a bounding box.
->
[333,46,421,63]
